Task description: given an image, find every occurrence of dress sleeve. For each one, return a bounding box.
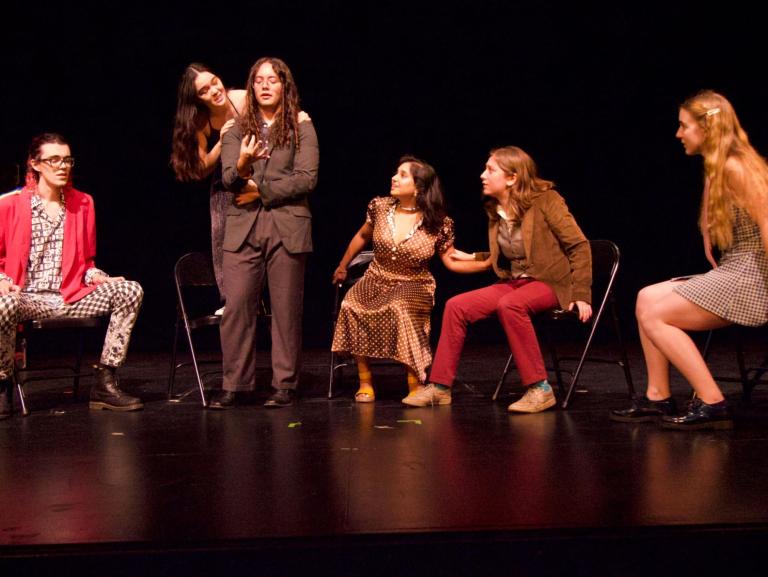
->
[435,216,456,254]
[365,197,379,226]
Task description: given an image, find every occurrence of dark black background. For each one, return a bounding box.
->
[2,1,767,349]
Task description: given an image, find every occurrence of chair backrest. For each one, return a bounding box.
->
[174,252,219,322]
[175,252,217,288]
[345,251,374,286]
[332,251,375,316]
[587,239,620,318]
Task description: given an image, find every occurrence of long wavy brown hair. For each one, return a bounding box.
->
[239,57,302,150]
[681,90,768,250]
[483,146,554,223]
[170,63,216,182]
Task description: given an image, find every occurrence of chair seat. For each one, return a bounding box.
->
[547,309,579,321]
[25,316,107,330]
[187,316,221,330]
[15,314,108,416]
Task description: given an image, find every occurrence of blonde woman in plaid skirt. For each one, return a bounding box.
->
[611,91,768,430]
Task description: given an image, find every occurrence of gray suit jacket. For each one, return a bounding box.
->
[221,120,319,254]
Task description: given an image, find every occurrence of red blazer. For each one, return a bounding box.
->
[0,186,98,303]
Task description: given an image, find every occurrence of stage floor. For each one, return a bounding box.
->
[3,342,768,575]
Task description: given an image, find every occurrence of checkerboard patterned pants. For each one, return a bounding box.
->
[0,280,143,380]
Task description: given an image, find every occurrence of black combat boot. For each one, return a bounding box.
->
[89,365,143,411]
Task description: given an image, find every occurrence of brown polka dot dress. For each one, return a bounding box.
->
[331,197,455,383]
[675,205,768,326]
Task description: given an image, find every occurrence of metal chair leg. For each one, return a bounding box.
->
[734,329,753,403]
[168,315,181,400]
[561,306,604,409]
[13,374,29,417]
[183,319,208,408]
[492,354,515,401]
[610,300,635,398]
[73,330,85,400]
[328,350,337,399]
[545,323,565,394]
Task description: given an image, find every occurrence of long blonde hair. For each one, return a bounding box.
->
[484,146,554,223]
[682,90,768,249]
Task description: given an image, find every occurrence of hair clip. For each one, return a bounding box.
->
[706,107,721,117]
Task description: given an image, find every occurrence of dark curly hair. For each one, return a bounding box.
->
[239,57,302,150]
[399,155,447,234]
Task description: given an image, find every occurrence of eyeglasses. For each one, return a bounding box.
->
[254,75,281,86]
[38,156,75,168]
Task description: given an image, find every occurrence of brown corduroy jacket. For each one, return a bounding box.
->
[486,189,592,309]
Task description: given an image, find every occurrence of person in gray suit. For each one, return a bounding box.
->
[212,57,319,409]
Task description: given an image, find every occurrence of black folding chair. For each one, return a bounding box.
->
[701,326,768,403]
[14,315,108,416]
[493,239,635,409]
[168,252,272,407]
[168,252,221,407]
[328,251,375,398]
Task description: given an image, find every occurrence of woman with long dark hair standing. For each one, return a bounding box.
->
[170,63,246,307]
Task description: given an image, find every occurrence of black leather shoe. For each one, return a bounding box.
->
[661,398,733,430]
[0,379,12,421]
[264,389,295,408]
[89,366,143,411]
[610,396,677,422]
[209,390,238,410]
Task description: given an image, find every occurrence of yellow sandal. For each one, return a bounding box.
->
[355,384,375,403]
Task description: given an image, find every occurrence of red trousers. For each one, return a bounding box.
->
[430,279,559,387]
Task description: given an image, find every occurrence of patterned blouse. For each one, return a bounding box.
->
[17,195,104,295]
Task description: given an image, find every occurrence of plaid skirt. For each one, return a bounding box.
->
[675,208,768,326]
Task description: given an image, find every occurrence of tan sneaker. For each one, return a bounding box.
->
[507,386,556,413]
[402,384,452,407]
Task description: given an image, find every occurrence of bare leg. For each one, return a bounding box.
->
[635,281,681,400]
[637,282,730,404]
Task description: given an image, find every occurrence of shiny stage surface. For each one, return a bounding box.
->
[2,344,768,575]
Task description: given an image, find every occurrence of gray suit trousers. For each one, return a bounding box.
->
[220,209,306,392]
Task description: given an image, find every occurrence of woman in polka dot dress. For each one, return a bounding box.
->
[331,156,491,403]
